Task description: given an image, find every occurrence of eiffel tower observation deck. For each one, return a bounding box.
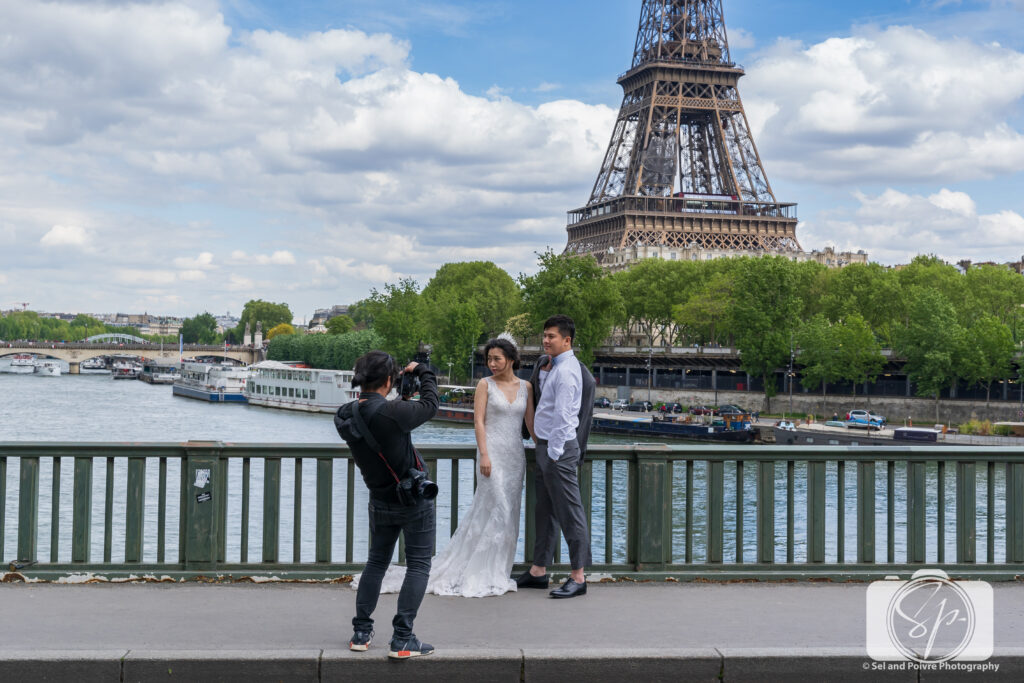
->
[567,0,809,268]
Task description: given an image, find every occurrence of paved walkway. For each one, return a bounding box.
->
[2,581,1024,681]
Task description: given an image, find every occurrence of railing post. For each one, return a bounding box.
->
[756,460,774,564]
[806,460,825,563]
[18,456,40,562]
[956,461,976,563]
[907,460,927,563]
[125,456,146,563]
[1007,462,1024,563]
[315,457,333,563]
[72,456,94,563]
[524,450,536,564]
[707,458,724,564]
[857,461,875,564]
[183,442,222,571]
[635,447,668,570]
[263,455,282,563]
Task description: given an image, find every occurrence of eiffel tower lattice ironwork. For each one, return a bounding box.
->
[566,0,801,263]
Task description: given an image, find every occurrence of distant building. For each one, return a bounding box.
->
[309,305,350,327]
[214,313,240,335]
[140,318,183,337]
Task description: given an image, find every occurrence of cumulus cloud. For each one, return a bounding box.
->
[802,187,1024,264]
[227,250,296,265]
[744,26,1024,183]
[40,225,90,248]
[172,252,215,270]
[0,1,613,314]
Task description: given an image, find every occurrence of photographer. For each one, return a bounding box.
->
[334,350,439,659]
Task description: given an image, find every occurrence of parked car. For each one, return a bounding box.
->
[611,399,629,411]
[594,397,611,409]
[717,404,746,415]
[846,409,885,430]
[659,402,684,414]
[625,400,653,412]
[690,405,717,416]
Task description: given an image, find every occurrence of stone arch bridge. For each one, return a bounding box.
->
[0,342,262,373]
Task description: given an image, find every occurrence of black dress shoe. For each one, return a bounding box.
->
[515,570,549,589]
[549,578,587,599]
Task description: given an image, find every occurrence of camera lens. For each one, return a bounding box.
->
[419,479,438,499]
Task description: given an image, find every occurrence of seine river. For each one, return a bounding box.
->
[1,363,1007,568]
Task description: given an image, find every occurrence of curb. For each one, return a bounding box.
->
[2,648,1023,681]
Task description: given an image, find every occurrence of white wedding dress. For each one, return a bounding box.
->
[353,376,527,597]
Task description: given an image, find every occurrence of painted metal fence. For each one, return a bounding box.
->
[2,442,1023,580]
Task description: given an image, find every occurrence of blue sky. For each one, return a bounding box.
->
[1,0,1023,318]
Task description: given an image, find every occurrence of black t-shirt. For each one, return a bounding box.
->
[334,365,438,502]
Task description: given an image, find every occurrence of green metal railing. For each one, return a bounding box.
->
[2,442,1023,580]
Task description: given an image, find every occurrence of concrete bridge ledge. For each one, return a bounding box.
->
[5,647,1024,681]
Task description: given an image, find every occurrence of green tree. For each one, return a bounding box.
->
[611,258,689,347]
[429,295,484,384]
[365,278,426,362]
[180,313,218,344]
[834,313,886,408]
[236,299,293,339]
[795,315,842,416]
[518,250,623,366]
[325,315,354,335]
[898,289,965,422]
[961,314,1016,407]
[421,261,521,339]
[730,256,803,411]
[673,267,734,345]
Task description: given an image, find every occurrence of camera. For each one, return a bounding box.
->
[399,344,434,399]
[395,467,438,506]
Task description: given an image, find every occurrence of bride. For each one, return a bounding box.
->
[353,334,534,597]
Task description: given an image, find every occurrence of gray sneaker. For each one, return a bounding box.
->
[388,635,434,659]
[349,629,373,652]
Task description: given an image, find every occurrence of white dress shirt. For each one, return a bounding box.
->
[534,349,582,460]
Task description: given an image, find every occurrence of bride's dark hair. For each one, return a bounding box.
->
[483,338,520,371]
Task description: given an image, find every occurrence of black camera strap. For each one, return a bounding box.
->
[349,399,403,486]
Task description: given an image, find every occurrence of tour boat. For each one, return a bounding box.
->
[139,363,180,384]
[81,357,109,372]
[432,385,477,424]
[111,360,141,379]
[8,353,35,374]
[173,361,249,402]
[244,360,357,413]
[33,360,62,377]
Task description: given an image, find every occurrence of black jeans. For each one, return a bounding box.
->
[353,497,435,640]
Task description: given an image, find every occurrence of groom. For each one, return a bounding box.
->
[516,314,595,598]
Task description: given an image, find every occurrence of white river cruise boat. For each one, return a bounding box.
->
[8,354,35,374]
[173,361,249,403]
[245,360,357,413]
[33,360,62,377]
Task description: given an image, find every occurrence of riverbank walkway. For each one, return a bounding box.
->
[3,580,1024,681]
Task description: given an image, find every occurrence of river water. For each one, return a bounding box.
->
[0,363,1008,567]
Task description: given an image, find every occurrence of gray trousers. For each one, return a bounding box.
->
[533,438,592,570]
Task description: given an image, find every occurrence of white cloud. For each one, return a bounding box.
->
[0,272,7,285]
[172,252,215,270]
[744,26,1024,183]
[729,28,756,50]
[227,250,296,265]
[535,82,561,92]
[0,1,614,314]
[803,188,1024,264]
[40,225,89,248]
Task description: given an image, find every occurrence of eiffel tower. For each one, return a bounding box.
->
[566,0,801,265]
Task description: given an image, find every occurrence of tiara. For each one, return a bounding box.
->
[496,331,519,350]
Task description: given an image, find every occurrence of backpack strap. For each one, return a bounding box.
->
[350,400,403,484]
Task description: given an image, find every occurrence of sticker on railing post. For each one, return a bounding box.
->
[196,492,212,504]
[194,469,210,488]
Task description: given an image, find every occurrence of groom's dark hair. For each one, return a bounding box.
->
[543,314,575,344]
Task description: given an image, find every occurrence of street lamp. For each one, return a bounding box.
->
[446,361,453,385]
[646,346,653,404]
